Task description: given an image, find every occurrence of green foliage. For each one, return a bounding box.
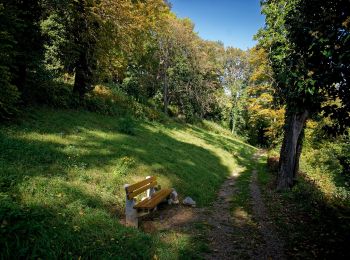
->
[121,69,147,101]
[230,47,285,147]
[0,0,230,123]
[19,81,165,121]
[222,47,250,135]
[339,139,350,181]
[154,15,225,120]
[300,122,350,207]
[258,0,350,129]
[40,14,67,77]
[0,75,20,120]
[285,0,350,132]
[32,81,72,108]
[3,0,45,97]
[256,0,350,189]
[0,4,20,119]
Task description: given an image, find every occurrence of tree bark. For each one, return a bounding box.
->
[15,63,27,93]
[277,109,309,191]
[163,72,169,115]
[231,108,236,134]
[73,47,96,98]
[72,1,97,98]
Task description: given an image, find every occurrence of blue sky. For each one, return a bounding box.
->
[170,0,265,50]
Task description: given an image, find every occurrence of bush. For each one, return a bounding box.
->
[299,123,350,208]
[33,81,73,108]
[1,78,166,124]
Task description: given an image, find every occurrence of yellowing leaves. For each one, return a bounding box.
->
[244,46,285,146]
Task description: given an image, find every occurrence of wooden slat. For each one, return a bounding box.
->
[127,181,157,199]
[143,189,172,209]
[137,189,172,209]
[134,189,172,209]
[134,189,167,208]
[126,176,156,194]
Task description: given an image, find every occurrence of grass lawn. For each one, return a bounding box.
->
[0,108,255,259]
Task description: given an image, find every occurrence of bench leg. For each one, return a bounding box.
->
[124,184,138,228]
[125,198,138,227]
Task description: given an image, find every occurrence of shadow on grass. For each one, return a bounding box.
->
[261,156,350,258]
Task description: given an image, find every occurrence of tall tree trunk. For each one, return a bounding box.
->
[231,110,236,134]
[72,1,97,98]
[163,72,169,115]
[277,109,309,191]
[15,63,27,93]
[73,48,96,98]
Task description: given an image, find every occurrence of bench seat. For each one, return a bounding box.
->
[134,188,172,209]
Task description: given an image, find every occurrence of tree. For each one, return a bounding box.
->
[41,0,169,97]
[156,15,224,119]
[245,47,285,147]
[223,48,249,134]
[257,0,350,190]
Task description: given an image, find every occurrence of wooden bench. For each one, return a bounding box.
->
[124,176,172,227]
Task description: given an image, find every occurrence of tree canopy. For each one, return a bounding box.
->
[257,0,350,189]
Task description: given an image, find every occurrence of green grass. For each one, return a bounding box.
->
[0,107,255,259]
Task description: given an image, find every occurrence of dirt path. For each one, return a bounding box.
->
[204,174,240,259]
[250,169,285,259]
[140,151,285,259]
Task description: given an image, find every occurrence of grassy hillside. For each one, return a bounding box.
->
[0,108,255,259]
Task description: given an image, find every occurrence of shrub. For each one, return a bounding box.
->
[34,81,73,108]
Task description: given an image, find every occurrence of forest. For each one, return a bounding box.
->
[0,0,349,259]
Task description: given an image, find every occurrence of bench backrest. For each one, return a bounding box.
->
[125,176,157,200]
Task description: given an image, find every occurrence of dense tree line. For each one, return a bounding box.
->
[0,0,232,122]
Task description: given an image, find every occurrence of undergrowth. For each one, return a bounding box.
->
[261,152,350,258]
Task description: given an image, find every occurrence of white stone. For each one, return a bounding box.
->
[182,196,196,207]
